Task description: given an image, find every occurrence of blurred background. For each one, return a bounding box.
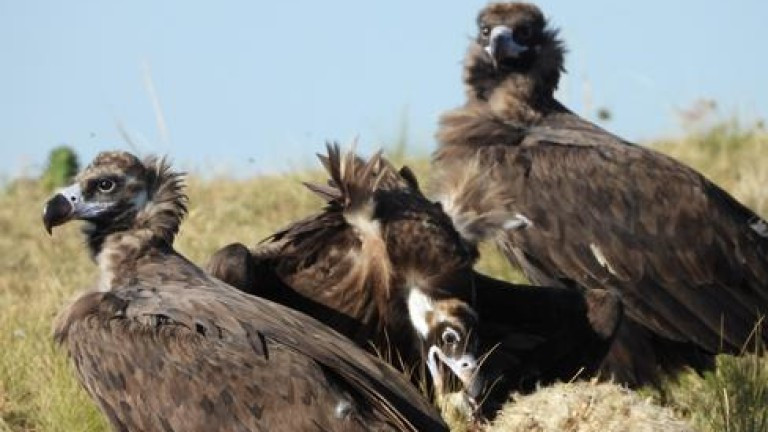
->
[0,0,766,178]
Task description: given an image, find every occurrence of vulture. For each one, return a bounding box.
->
[433,1,768,386]
[207,145,622,419]
[43,151,448,432]
[209,144,483,400]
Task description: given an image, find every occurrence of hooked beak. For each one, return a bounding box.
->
[42,184,81,234]
[426,345,482,399]
[484,25,528,68]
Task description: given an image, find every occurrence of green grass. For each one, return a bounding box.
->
[657,353,768,432]
[0,120,766,431]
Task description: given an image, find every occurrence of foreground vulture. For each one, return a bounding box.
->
[207,145,622,418]
[433,2,768,386]
[43,151,448,431]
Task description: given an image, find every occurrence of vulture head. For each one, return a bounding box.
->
[410,293,482,398]
[42,151,186,258]
[465,2,565,100]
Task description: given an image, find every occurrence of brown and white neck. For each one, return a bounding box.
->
[93,226,158,291]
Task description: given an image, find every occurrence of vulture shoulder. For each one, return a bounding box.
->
[54,259,447,432]
[205,242,257,294]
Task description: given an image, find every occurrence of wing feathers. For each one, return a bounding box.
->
[59,280,447,432]
[436,110,768,384]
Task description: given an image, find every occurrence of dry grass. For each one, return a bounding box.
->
[0,120,766,431]
[487,381,693,432]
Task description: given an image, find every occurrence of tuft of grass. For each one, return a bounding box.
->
[652,323,768,432]
[487,380,693,432]
[658,354,768,432]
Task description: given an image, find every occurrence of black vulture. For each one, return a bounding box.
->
[44,150,448,431]
[433,2,768,386]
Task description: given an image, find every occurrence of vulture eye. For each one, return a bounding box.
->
[481,26,491,37]
[441,327,460,346]
[514,24,533,44]
[97,179,116,193]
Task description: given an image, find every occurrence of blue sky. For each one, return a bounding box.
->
[1,0,766,178]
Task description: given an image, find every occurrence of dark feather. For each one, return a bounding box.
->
[208,145,482,397]
[469,271,621,417]
[205,242,257,293]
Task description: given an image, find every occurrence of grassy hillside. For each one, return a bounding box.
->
[0,121,766,431]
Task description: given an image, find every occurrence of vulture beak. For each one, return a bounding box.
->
[426,345,482,399]
[484,25,528,67]
[43,184,80,234]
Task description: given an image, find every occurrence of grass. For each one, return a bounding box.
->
[0,120,766,431]
[487,380,693,432]
[658,353,768,432]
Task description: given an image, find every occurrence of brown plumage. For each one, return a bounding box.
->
[433,2,768,386]
[44,151,448,432]
[431,151,622,415]
[207,145,621,420]
[209,144,483,398]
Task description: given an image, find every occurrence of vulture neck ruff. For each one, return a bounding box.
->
[87,157,188,291]
[326,145,396,326]
[463,32,565,124]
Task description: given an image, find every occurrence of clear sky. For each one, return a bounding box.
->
[1,0,766,178]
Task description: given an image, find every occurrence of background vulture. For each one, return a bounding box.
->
[433,2,768,386]
[207,145,622,419]
[43,151,448,431]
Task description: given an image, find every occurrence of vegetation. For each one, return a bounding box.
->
[488,381,693,432]
[0,121,765,431]
[39,146,79,191]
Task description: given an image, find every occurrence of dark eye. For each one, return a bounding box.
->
[481,26,491,37]
[514,24,533,43]
[97,179,115,193]
[442,328,460,346]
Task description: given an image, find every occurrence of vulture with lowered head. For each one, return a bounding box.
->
[207,145,622,420]
[43,150,448,431]
[433,2,768,386]
[209,144,484,400]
